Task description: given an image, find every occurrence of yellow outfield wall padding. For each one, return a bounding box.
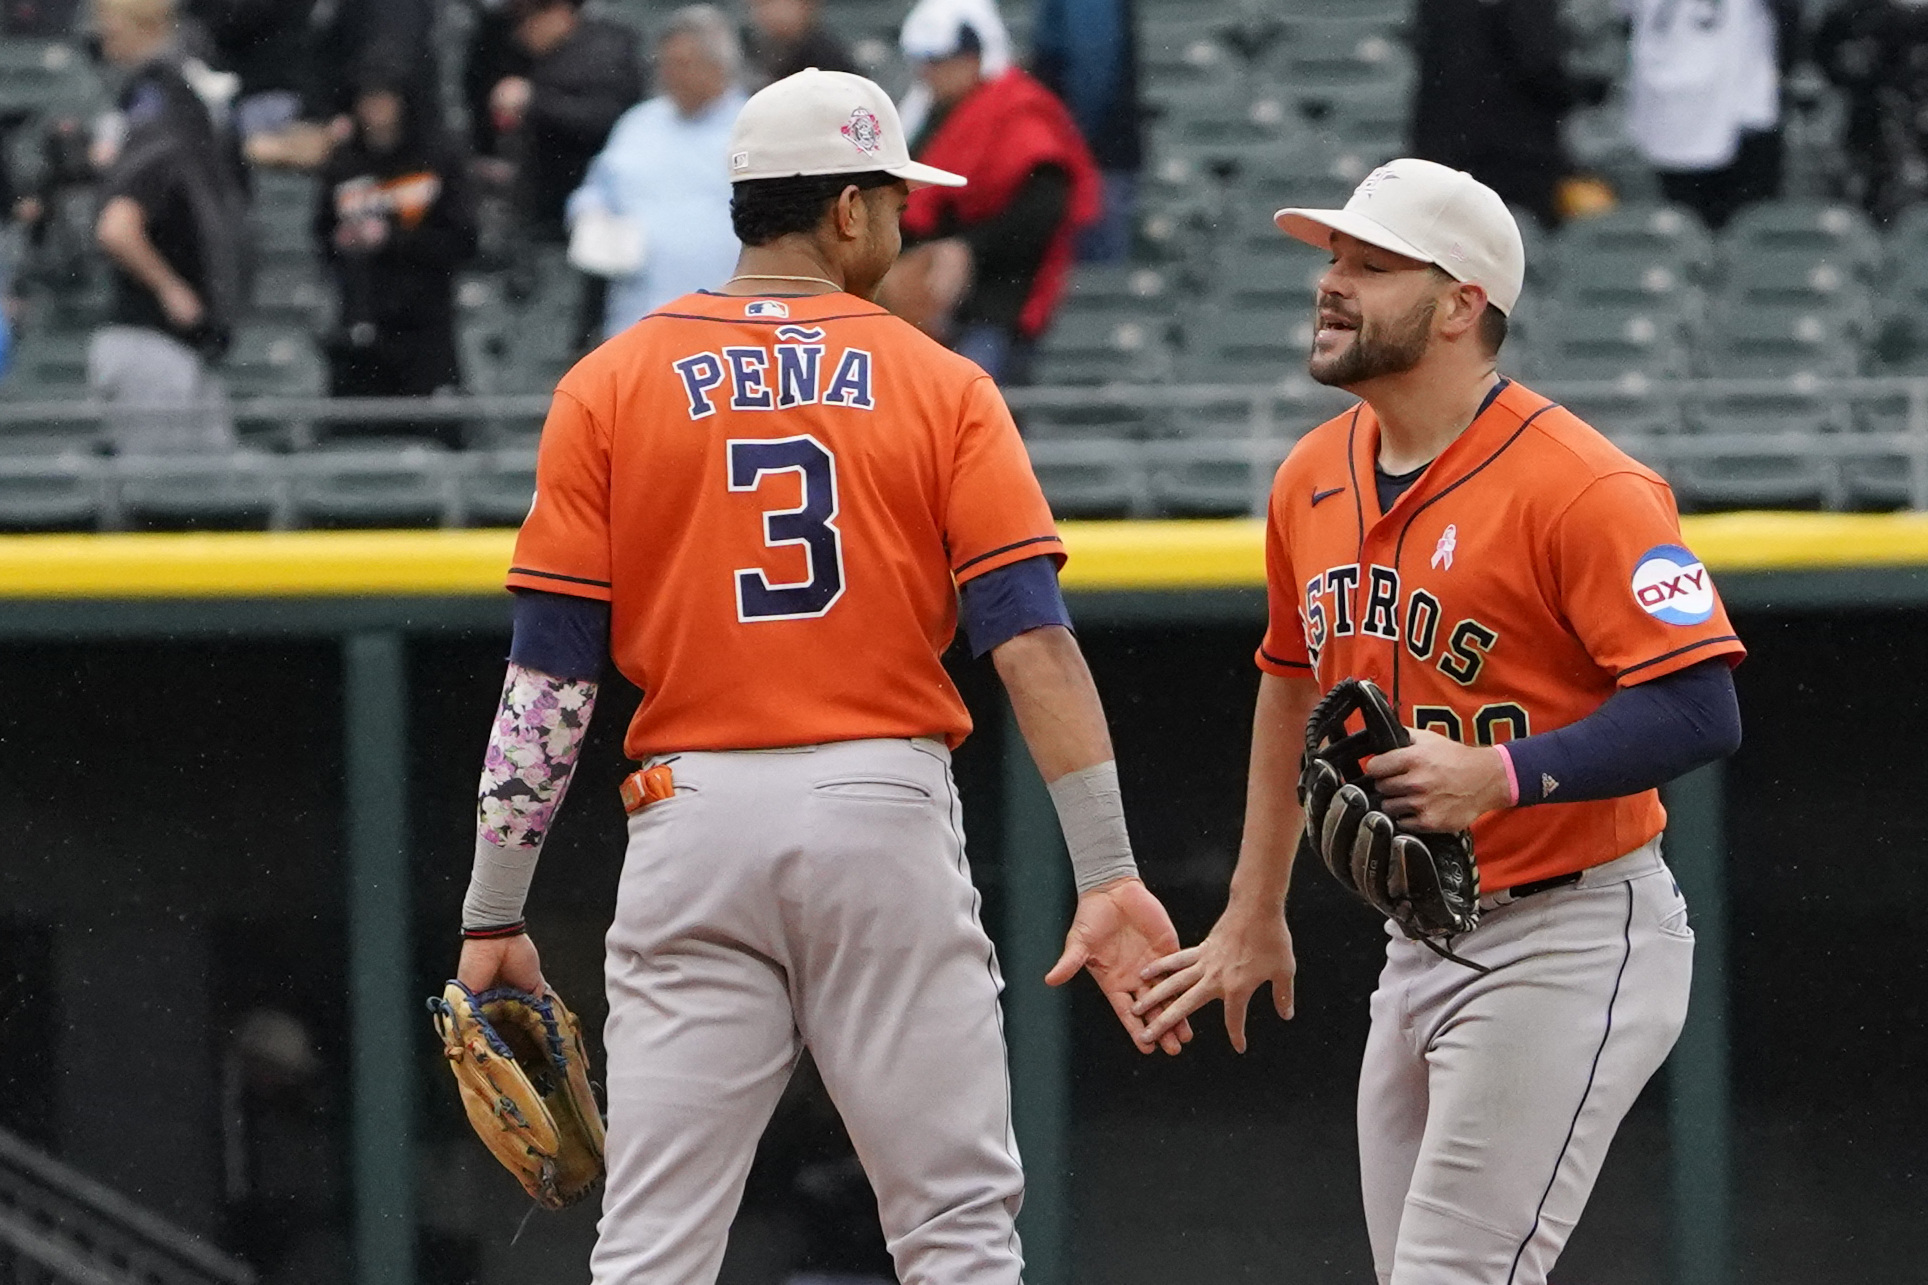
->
[2,513,1928,599]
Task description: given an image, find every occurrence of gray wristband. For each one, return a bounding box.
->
[462,834,543,930]
[1046,760,1140,896]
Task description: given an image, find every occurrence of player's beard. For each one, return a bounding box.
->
[1308,294,1436,387]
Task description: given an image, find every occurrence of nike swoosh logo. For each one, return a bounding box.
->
[1311,487,1345,506]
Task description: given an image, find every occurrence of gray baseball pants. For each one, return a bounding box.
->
[1359,839,1693,1284]
[591,737,1025,1285]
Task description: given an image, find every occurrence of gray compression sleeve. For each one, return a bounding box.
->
[464,836,543,929]
[1046,760,1141,895]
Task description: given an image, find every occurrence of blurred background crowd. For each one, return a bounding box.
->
[3,0,1928,521]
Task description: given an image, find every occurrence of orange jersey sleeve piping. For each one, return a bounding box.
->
[1615,635,1746,686]
[1255,646,1312,675]
[504,386,615,602]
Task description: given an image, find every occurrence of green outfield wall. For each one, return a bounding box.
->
[1,520,1922,1285]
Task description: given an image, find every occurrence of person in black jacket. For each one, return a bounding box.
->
[315,54,478,446]
[1816,0,1928,222]
[742,0,855,88]
[483,0,643,243]
[1408,0,1605,228]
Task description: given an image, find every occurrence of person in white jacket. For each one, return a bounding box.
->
[1623,0,1801,228]
[566,5,748,338]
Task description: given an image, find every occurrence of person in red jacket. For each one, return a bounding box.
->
[888,0,1100,384]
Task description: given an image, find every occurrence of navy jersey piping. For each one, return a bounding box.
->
[955,534,1064,576]
[508,566,614,589]
[1619,635,1742,679]
[642,309,888,327]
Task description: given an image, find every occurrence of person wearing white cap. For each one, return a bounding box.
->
[452,65,1188,1285]
[1137,158,1745,1284]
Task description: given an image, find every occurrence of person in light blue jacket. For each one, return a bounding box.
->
[567,5,748,339]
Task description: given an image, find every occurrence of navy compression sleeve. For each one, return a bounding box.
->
[1502,657,1741,805]
[960,555,1074,657]
[508,588,611,681]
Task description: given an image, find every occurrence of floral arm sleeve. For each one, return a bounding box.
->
[461,662,600,932]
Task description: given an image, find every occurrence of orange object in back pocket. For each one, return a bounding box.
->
[619,764,676,815]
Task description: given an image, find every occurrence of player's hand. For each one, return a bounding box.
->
[456,933,546,996]
[491,75,533,131]
[1045,877,1194,1056]
[1367,727,1512,832]
[1133,899,1295,1053]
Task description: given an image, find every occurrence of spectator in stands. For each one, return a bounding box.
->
[314,52,478,446]
[485,0,645,245]
[240,0,437,169]
[1815,0,1928,222]
[887,0,1101,384]
[1624,0,1802,230]
[566,6,746,339]
[1409,0,1605,229]
[90,0,246,454]
[741,0,855,88]
[1033,0,1143,261]
[2,0,79,33]
[185,0,314,140]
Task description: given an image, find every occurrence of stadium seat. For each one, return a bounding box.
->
[1210,249,1322,310]
[1015,399,1160,442]
[1547,387,1685,441]
[0,439,99,529]
[290,439,457,527]
[1148,82,1293,166]
[1030,309,1173,385]
[1871,214,1928,370]
[1535,309,1690,383]
[1179,303,1311,384]
[222,325,326,399]
[247,259,330,325]
[1297,83,1406,154]
[458,449,537,526]
[0,40,98,119]
[1721,201,1881,275]
[1260,24,1413,96]
[1139,19,1243,89]
[1229,141,1369,213]
[1147,437,1277,516]
[1838,392,1924,509]
[1024,437,1150,518]
[1671,390,1846,510]
[113,451,289,531]
[1057,264,1175,317]
[1551,204,1714,297]
[1,326,92,398]
[1696,310,1861,379]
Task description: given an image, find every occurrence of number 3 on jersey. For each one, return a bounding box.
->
[728,435,846,622]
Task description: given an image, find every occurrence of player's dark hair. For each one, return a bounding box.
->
[730,171,899,246]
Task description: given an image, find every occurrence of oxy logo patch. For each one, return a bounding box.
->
[1631,544,1714,625]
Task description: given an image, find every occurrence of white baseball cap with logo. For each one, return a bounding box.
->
[728,67,967,189]
[1274,158,1526,315]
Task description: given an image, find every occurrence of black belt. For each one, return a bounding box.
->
[1497,870,1583,901]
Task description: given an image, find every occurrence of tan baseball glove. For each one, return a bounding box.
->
[428,981,606,1209]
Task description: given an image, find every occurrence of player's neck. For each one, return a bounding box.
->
[1364,364,1501,476]
[719,245,848,296]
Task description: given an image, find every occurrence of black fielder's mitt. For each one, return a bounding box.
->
[1296,678,1481,941]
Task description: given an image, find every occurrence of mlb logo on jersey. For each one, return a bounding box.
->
[1631,545,1715,625]
[745,300,790,318]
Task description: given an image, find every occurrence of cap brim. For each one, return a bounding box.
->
[889,160,967,189]
[1274,207,1436,266]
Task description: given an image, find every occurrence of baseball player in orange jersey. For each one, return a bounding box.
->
[450,68,1189,1283]
[1136,159,1745,1282]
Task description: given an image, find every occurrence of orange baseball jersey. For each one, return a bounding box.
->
[508,290,1065,759]
[1257,379,1745,890]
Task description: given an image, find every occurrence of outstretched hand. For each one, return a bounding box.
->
[1132,901,1296,1053]
[1046,877,1195,1055]
[456,933,547,997]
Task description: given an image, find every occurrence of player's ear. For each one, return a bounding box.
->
[833,184,865,242]
[1441,281,1488,342]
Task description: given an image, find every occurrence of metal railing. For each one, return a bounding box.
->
[0,1129,254,1285]
[3,377,1927,524]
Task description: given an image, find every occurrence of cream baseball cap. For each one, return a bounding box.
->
[1274,158,1526,315]
[728,68,967,189]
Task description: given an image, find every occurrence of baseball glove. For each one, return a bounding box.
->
[428,981,606,1210]
[1297,678,1482,941]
